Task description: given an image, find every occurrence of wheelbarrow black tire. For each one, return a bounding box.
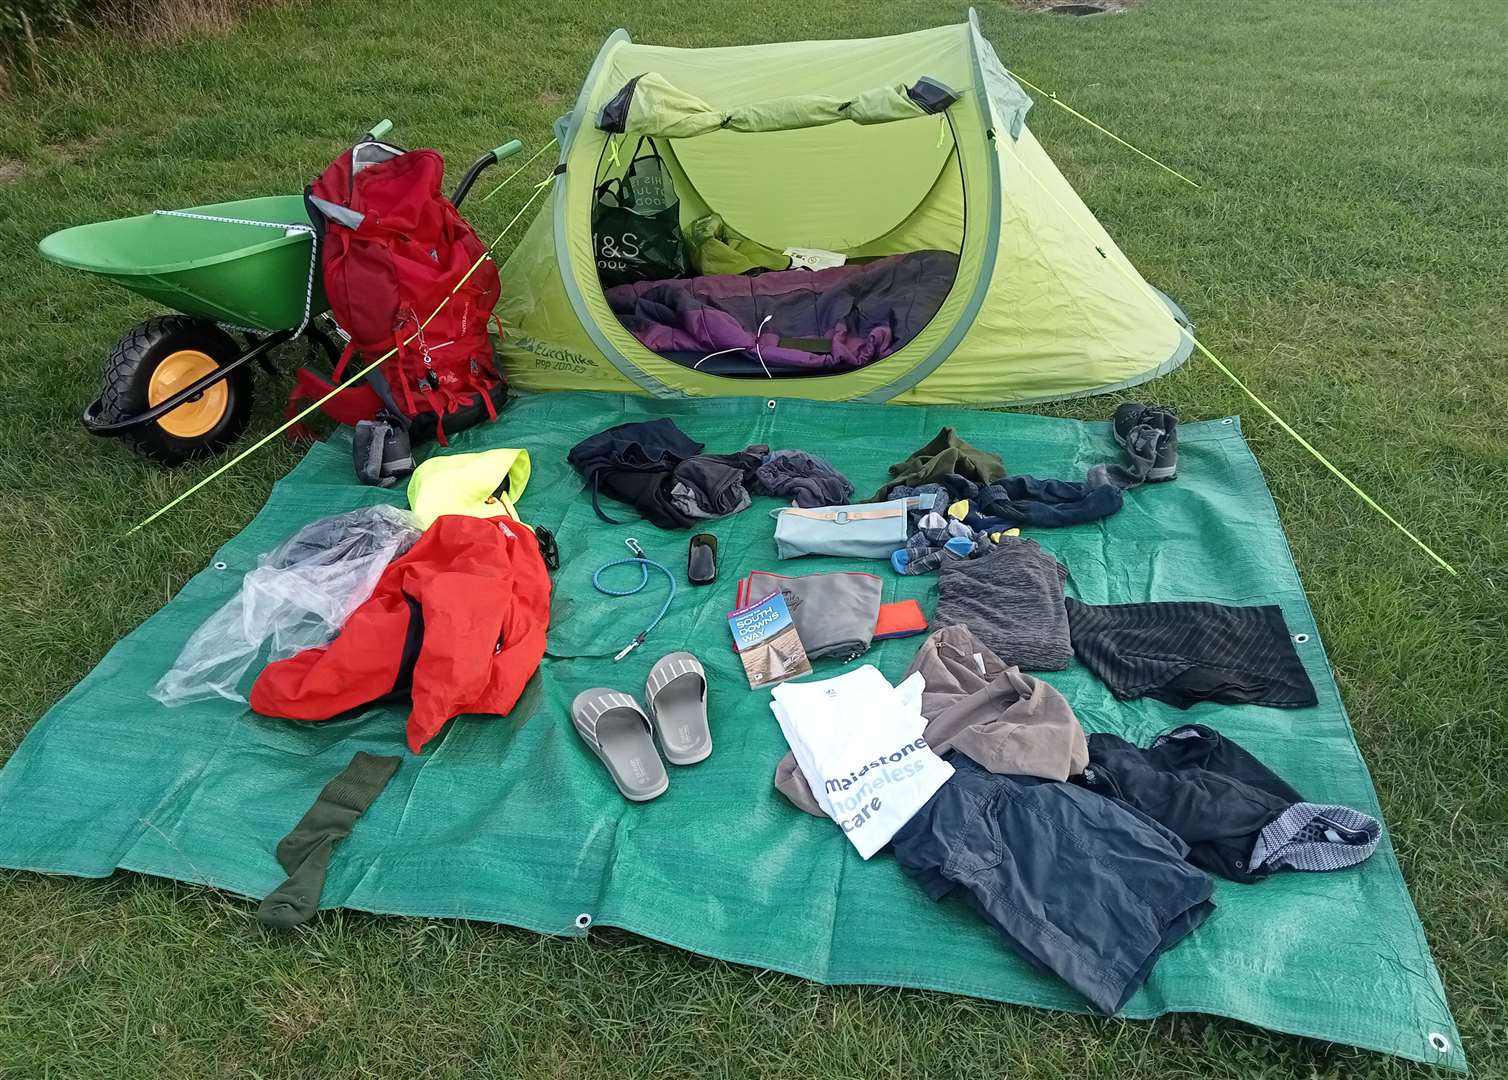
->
[98,316,254,465]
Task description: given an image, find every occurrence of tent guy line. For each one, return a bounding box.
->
[1002,67,1202,189]
[994,128,1456,575]
[481,138,559,203]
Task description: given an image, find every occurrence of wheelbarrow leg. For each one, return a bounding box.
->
[304,323,344,367]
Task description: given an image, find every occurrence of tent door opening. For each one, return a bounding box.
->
[592,113,966,380]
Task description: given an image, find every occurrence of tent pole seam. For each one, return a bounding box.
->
[854,22,1002,403]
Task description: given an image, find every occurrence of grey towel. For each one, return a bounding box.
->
[742,569,881,660]
[934,537,1071,670]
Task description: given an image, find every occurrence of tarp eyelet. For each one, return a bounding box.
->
[575,912,593,929]
[213,561,227,570]
[1293,633,1310,644]
[1429,1032,1451,1054]
[766,399,777,410]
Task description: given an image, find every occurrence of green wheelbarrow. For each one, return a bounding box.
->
[38,120,522,464]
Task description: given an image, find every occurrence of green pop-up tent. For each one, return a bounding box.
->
[497,11,1192,405]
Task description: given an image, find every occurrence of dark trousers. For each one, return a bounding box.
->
[891,753,1214,1014]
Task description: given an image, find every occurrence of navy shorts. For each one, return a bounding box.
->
[891,753,1214,1014]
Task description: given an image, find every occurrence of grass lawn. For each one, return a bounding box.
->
[1,0,1505,1076]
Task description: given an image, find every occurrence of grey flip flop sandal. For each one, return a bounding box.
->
[644,652,711,765]
[571,689,669,802]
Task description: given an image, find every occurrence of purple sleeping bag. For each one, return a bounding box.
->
[604,250,960,371]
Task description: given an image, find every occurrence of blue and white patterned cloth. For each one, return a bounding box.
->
[1249,803,1382,873]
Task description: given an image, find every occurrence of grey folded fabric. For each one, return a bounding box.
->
[751,449,854,508]
[935,537,1071,670]
[773,623,1089,817]
[669,456,753,519]
[742,569,881,660]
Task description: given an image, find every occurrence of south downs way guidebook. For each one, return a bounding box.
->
[728,591,812,689]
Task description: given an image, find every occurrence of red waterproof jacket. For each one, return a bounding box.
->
[251,514,550,752]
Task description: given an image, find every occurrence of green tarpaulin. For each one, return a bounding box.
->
[0,393,1463,1070]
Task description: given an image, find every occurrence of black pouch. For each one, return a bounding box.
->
[688,533,718,586]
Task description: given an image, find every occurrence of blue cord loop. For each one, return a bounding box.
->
[593,537,676,661]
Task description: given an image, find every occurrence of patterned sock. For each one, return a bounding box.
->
[899,531,984,575]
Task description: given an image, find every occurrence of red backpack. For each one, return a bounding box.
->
[294,139,507,444]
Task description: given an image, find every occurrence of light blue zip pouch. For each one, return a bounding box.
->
[772,494,935,560]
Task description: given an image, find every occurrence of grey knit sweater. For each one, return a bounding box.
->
[934,537,1071,671]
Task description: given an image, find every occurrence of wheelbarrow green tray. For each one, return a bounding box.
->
[37,195,323,332]
[0,392,1463,1070]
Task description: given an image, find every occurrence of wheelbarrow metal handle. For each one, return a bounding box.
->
[450,139,526,210]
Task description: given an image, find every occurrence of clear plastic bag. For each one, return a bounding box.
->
[152,504,423,707]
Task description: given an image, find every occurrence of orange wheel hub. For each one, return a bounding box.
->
[148,349,228,439]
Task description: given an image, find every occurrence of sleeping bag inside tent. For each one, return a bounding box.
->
[497,13,1194,406]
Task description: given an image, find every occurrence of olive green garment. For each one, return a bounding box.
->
[257,752,401,929]
[872,425,1006,499]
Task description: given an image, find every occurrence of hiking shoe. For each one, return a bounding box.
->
[1113,403,1179,482]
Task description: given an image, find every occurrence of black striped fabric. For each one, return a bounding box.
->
[1064,599,1317,709]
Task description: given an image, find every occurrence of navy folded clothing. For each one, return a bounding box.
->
[972,474,1124,529]
[892,753,1214,1015]
[1078,724,1381,882]
[751,449,853,508]
[889,473,1123,530]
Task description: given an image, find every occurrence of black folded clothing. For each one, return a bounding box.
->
[1065,598,1318,709]
[1079,724,1381,882]
[567,418,706,528]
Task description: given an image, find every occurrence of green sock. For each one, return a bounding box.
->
[257,752,401,929]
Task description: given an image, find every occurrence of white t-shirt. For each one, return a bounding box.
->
[770,665,954,859]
